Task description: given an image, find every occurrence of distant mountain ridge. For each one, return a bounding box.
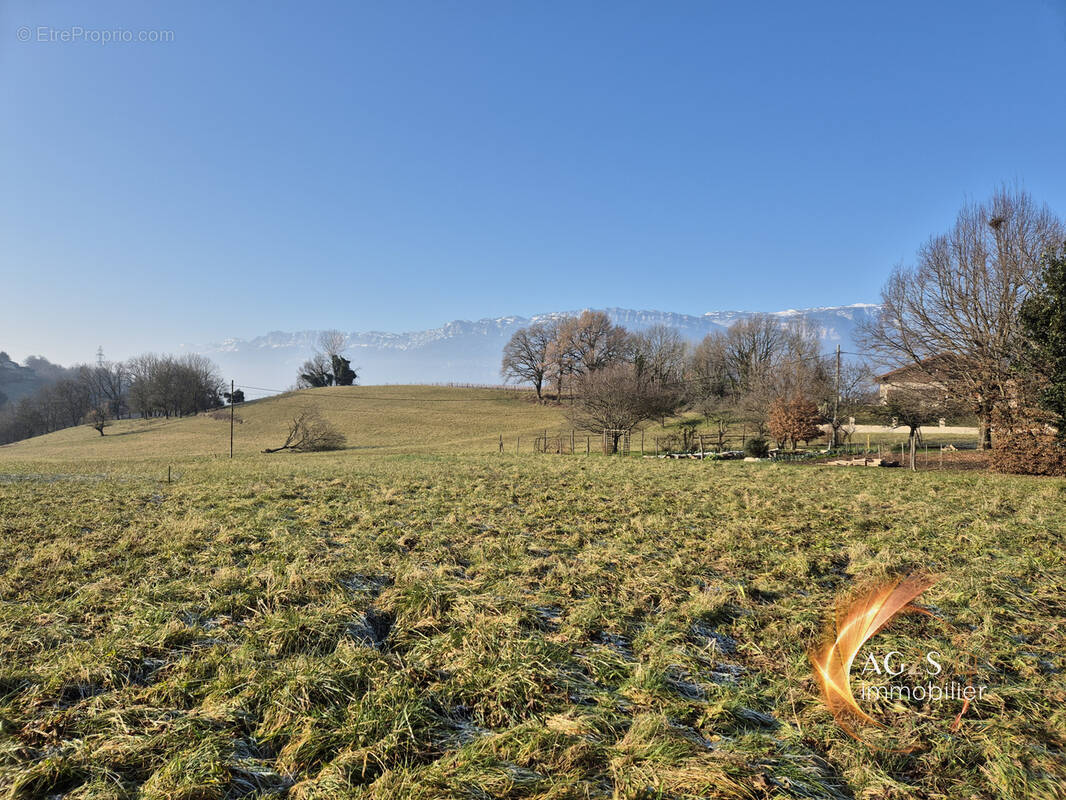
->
[190,305,879,397]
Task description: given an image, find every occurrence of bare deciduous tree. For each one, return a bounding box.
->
[633,324,687,385]
[826,361,877,446]
[861,187,1065,449]
[565,363,667,450]
[51,378,93,427]
[689,333,732,401]
[688,316,831,434]
[298,331,358,387]
[318,330,347,363]
[721,314,791,396]
[125,353,223,419]
[874,386,966,470]
[81,361,129,418]
[501,322,554,399]
[298,353,334,388]
[505,312,632,401]
[560,310,632,376]
[84,405,111,436]
[632,324,688,424]
[263,408,346,453]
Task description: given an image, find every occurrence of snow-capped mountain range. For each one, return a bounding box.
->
[190,305,879,396]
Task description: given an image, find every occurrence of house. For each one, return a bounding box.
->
[876,354,960,403]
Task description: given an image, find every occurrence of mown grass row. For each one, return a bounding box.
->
[1,456,1064,798]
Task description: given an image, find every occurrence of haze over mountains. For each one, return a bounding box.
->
[189,305,879,398]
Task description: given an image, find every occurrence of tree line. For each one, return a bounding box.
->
[501,186,1066,470]
[501,309,865,451]
[0,352,226,445]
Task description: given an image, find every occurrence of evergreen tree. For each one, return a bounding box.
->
[331,355,357,386]
[1020,246,1066,439]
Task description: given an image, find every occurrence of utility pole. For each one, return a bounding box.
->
[229,380,235,459]
[832,344,841,449]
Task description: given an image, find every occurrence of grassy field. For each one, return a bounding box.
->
[0,388,1062,799]
[0,387,570,464]
[0,385,980,465]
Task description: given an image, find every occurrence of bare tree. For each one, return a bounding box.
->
[544,317,575,400]
[631,325,688,423]
[874,387,966,470]
[297,330,358,387]
[565,363,661,451]
[826,361,877,446]
[560,311,632,376]
[319,330,358,385]
[124,353,223,419]
[538,311,631,401]
[501,322,554,399]
[318,330,347,363]
[51,378,93,427]
[298,353,333,388]
[84,405,111,436]
[757,320,830,402]
[861,187,1065,449]
[263,408,346,453]
[689,333,733,401]
[721,314,791,396]
[82,360,129,418]
[633,325,688,386]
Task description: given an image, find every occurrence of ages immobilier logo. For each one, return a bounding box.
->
[810,573,987,751]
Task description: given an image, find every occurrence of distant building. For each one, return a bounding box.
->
[876,354,960,403]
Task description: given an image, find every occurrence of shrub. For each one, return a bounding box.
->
[767,395,823,450]
[989,404,1066,476]
[990,431,1066,476]
[744,437,770,458]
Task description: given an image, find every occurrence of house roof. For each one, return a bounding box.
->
[876,354,963,383]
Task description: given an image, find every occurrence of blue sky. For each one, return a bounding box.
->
[3,0,1066,365]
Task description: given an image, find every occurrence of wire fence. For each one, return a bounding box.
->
[498,427,985,470]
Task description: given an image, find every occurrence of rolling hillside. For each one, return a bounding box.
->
[0,386,570,463]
